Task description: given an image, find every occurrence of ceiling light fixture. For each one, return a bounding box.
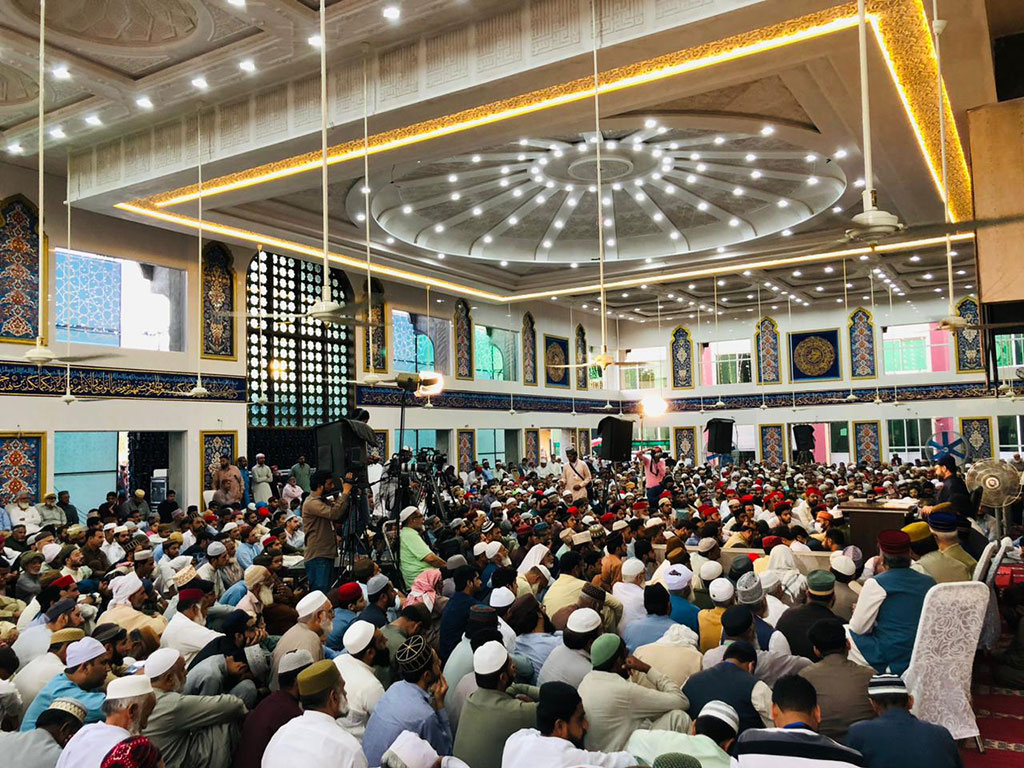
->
[84,115,102,126]
[192,76,209,90]
[52,65,70,80]
[239,58,256,73]
[382,4,401,20]
[49,126,65,139]
[136,96,153,109]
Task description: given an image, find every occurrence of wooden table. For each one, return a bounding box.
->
[840,501,918,556]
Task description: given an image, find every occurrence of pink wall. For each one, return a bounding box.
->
[929,323,951,372]
[812,423,828,463]
[702,344,713,386]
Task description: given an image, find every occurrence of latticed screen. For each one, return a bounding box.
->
[246,251,354,427]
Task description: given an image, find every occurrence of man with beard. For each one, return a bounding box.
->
[160,589,223,666]
[270,591,330,689]
[334,620,389,741]
[232,649,310,768]
[233,565,275,617]
[55,674,156,768]
[7,491,42,533]
[143,648,248,768]
[502,681,635,767]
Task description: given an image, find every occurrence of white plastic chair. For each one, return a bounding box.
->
[903,581,989,742]
[986,537,1013,585]
[978,537,1014,651]
[203,490,215,508]
[973,540,998,582]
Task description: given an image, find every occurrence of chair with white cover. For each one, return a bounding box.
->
[973,540,998,582]
[203,490,215,508]
[986,537,1013,585]
[903,581,989,743]
[978,537,1014,650]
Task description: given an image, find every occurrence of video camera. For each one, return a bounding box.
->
[313,416,377,489]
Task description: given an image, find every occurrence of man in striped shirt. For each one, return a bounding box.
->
[732,675,866,768]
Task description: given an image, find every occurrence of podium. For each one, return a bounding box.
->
[839,500,918,556]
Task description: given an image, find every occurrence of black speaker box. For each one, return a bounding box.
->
[705,418,735,454]
[792,424,816,452]
[597,416,634,462]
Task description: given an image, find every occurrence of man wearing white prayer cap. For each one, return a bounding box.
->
[20,637,110,731]
[95,571,168,636]
[144,647,248,768]
[270,590,330,690]
[489,586,515,613]
[196,541,233,598]
[55,674,155,768]
[663,564,699,634]
[612,558,646,634]
[697,579,735,653]
[538,607,601,689]
[626,699,740,768]
[381,731,472,768]
[335,620,387,740]
[453,641,538,768]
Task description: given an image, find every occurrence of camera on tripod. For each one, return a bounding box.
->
[415,446,447,470]
[313,416,377,490]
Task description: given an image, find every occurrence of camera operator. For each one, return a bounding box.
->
[302,469,352,592]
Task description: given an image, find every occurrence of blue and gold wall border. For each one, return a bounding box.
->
[954,296,984,373]
[543,334,570,389]
[853,420,882,464]
[0,195,47,345]
[574,324,588,391]
[201,242,237,361]
[848,308,877,380]
[201,431,237,491]
[759,424,786,466]
[674,426,697,465]
[456,429,476,471]
[524,428,539,465]
[454,299,473,380]
[788,329,841,383]
[960,417,993,460]
[0,431,45,506]
[755,317,781,385]
[670,326,694,390]
[373,430,390,460]
[522,312,537,387]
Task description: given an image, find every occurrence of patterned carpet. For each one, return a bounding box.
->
[962,678,1024,766]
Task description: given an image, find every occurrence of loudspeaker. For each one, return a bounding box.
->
[313,418,378,481]
[597,416,634,462]
[792,424,816,452]
[705,418,735,455]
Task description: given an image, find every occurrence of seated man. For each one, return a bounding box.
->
[20,637,109,730]
[683,641,772,734]
[775,571,840,660]
[623,584,683,654]
[902,521,970,584]
[845,674,961,768]
[626,700,739,768]
[702,606,810,687]
[798,618,875,741]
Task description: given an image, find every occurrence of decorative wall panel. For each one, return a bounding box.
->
[853,421,882,464]
[670,325,694,389]
[755,316,781,384]
[201,431,237,491]
[363,302,388,373]
[577,428,592,454]
[759,424,785,466]
[848,308,877,379]
[674,426,697,465]
[522,312,537,386]
[960,417,993,460]
[788,329,841,382]
[544,334,570,388]
[954,296,983,373]
[0,432,44,506]
[457,429,476,471]
[373,430,390,460]
[201,242,235,360]
[54,248,120,345]
[524,428,540,465]
[575,324,588,390]
[0,196,41,343]
[455,300,474,380]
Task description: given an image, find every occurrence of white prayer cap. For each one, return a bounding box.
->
[490,501,503,510]
[400,506,420,524]
[133,550,153,562]
[611,520,628,532]
[279,649,314,675]
[169,555,192,572]
[296,590,328,619]
[699,561,723,581]
[65,637,107,668]
[830,553,856,576]
[699,700,740,735]
[222,522,238,533]
[571,531,592,546]
[472,542,488,557]
[536,564,552,582]
[207,541,227,557]
[114,525,129,534]
[473,640,508,675]
[343,620,376,655]
[103,523,116,531]
[106,674,153,700]
[42,543,61,563]
[709,577,735,603]
[489,587,515,609]
[144,648,181,679]
[582,515,595,525]
[664,565,693,591]
[644,517,664,530]
[384,731,440,768]
[110,572,144,603]
[621,558,645,579]
[759,570,781,590]
[484,541,502,559]
[566,607,601,633]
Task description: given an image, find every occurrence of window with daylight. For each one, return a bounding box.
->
[995,334,1024,369]
[887,418,935,462]
[476,429,519,465]
[634,426,671,452]
[620,347,667,390]
[392,310,451,375]
[54,249,186,351]
[475,326,518,381]
[882,323,951,374]
[245,250,354,428]
[998,415,1024,459]
[400,429,450,459]
[704,339,753,385]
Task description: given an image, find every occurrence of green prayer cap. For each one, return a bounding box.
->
[654,754,702,768]
[296,658,340,696]
[807,569,836,596]
[590,633,623,668]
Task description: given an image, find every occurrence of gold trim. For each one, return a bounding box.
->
[954,295,984,375]
[673,425,698,463]
[200,241,239,362]
[852,420,883,464]
[543,334,571,389]
[0,194,47,346]
[847,307,878,381]
[522,312,537,387]
[456,428,476,470]
[958,416,993,460]
[524,428,540,464]
[759,423,787,464]
[454,299,474,381]
[0,431,47,500]
[754,316,782,386]
[199,430,239,494]
[786,328,843,383]
[669,325,695,391]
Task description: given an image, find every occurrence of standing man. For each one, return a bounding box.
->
[398,506,446,590]
[290,455,312,495]
[561,448,592,506]
[301,470,351,593]
[921,456,968,512]
[236,456,252,506]
[251,455,274,504]
[212,457,243,506]
[57,492,79,526]
[637,448,668,512]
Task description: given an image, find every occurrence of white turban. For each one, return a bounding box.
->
[109,572,144,606]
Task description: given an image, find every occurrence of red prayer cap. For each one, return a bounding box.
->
[873,486,886,494]
[632,501,648,511]
[177,588,204,603]
[805,487,821,497]
[600,513,615,524]
[336,581,363,604]
[878,529,911,555]
[775,501,792,513]
[762,535,782,551]
[740,494,754,504]
[262,535,278,546]
[516,524,532,535]
[699,504,717,518]
[51,575,75,589]
[659,491,673,500]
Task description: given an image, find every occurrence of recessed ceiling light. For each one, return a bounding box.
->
[512,189,522,198]
[776,200,789,209]
[909,255,920,262]
[854,178,865,187]
[696,164,707,173]
[686,175,697,184]
[308,34,323,48]
[834,148,848,159]
[956,269,967,275]
[750,170,762,179]
[483,235,493,243]
[832,206,843,213]
[688,283,696,289]
[859,254,869,260]
[742,270,751,276]
[355,213,366,222]
[136,96,153,109]
[434,224,445,232]
[437,253,445,259]
[697,202,709,211]
[732,187,744,196]
[84,114,102,126]
[52,65,70,80]
[6,142,22,155]
[760,125,775,136]
[782,229,793,236]
[744,153,757,162]
[49,126,65,139]
[192,76,209,90]
[815,286,824,292]
[965,284,973,289]
[644,118,657,129]
[382,4,401,20]
[805,154,817,162]
[227,0,245,5]
[402,205,413,214]
[728,218,740,227]
[239,59,256,73]
[385,237,395,244]
[500,260,508,267]
[451,192,461,200]
[509,216,518,225]
[717,279,726,286]
[717,247,726,254]
[948,250,958,257]
[471,207,482,216]
[806,176,819,185]
[606,238,616,246]
[571,262,578,269]
[923,273,933,279]
[792,270,802,276]
[542,239,552,248]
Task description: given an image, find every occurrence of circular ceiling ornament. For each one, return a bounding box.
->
[0,64,38,106]
[358,118,846,264]
[12,0,199,47]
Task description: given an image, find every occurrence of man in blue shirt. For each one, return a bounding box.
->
[21,636,110,730]
[363,635,452,766]
[235,527,263,570]
[664,564,700,633]
[845,674,961,768]
[326,582,365,651]
[439,566,483,662]
[623,584,679,653]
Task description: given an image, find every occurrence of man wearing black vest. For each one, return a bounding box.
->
[682,640,772,733]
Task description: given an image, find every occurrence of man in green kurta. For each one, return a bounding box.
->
[398,506,447,589]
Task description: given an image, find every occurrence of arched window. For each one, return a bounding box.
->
[246,250,354,428]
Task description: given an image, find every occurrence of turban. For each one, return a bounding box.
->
[109,572,144,607]
[243,565,270,591]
